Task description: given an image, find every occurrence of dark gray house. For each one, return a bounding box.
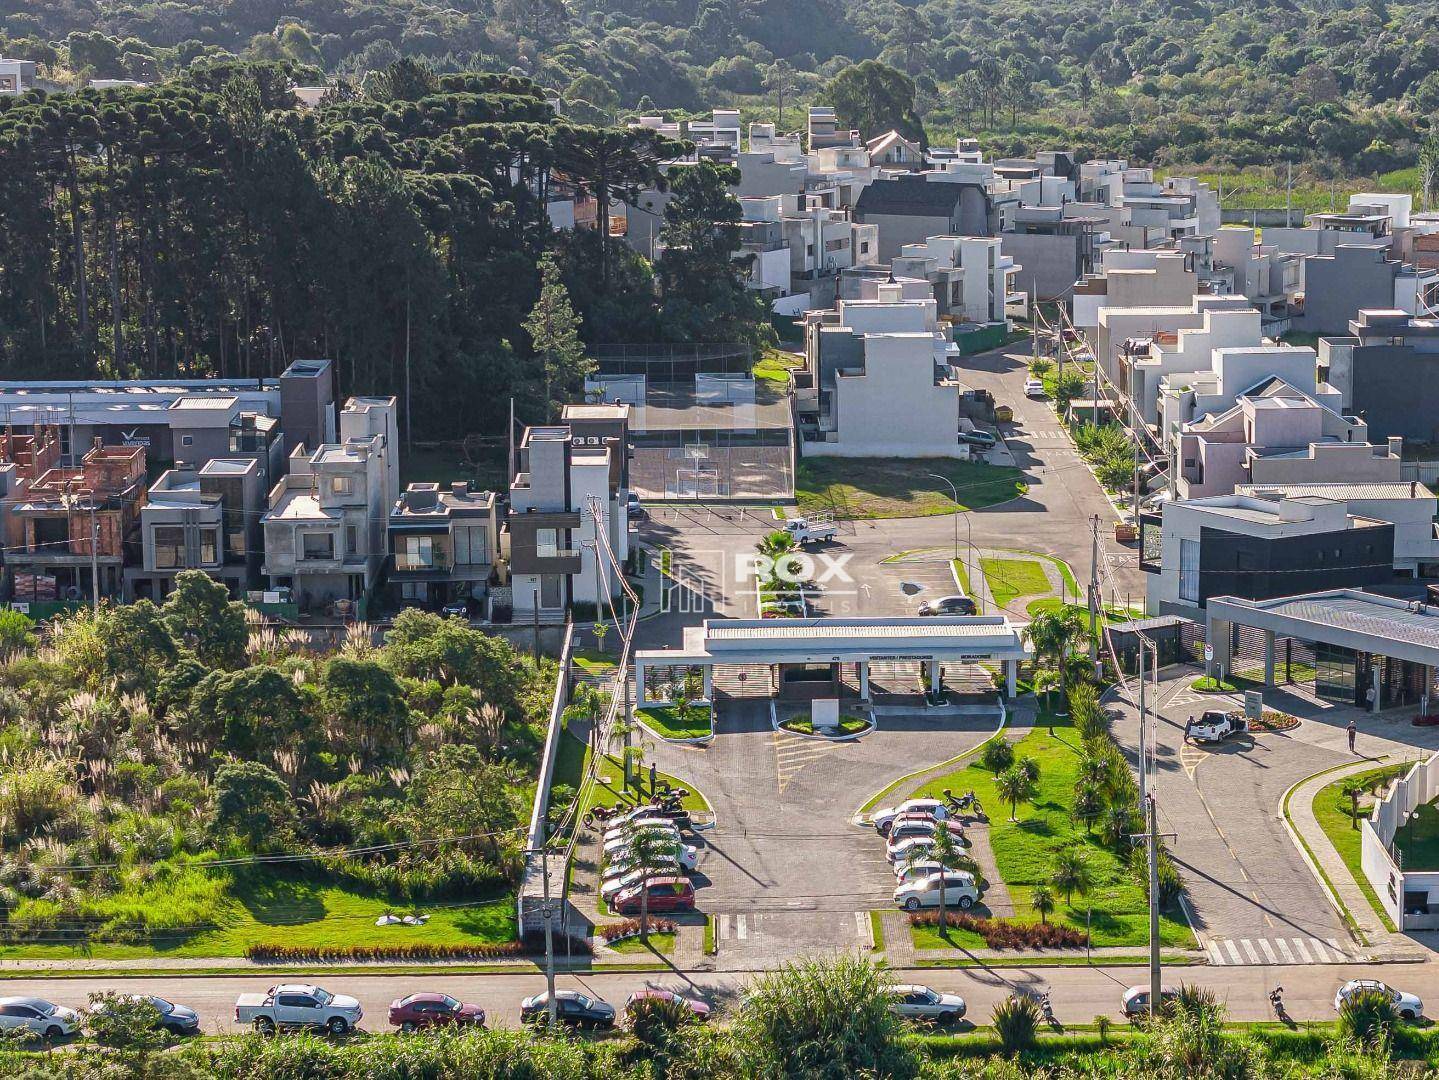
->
[1291,245,1402,335]
[1321,309,1439,443]
[854,178,995,262]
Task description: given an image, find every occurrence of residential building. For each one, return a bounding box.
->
[1320,309,1439,442]
[1,430,147,604]
[1236,481,1439,578]
[1142,493,1394,616]
[807,106,860,152]
[890,235,1022,325]
[854,176,996,261]
[0,357,333,463]
[1001,208,1106,301]
[506,403,630,619]
[1266,194,1408,258]
[794,286,970,458]
[260,397,397,614]
[1288,245,1439,335]
[1210,226,1304,319]
[684,108,741,158]
[388,483,499,611]
[866,130,924,171]
[1173,378,1397,500]
[738,194,879,312]
[0,58,36,95]
[1074,250,1201,351]
[126,458,265,601]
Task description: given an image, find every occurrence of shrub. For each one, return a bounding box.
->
[992,994,1041,1053]
[1338,987,1397,1046]
[979,737,1015,775]
[626,994,695,1055]
[598,917,677,943]
[84,991,171,1050]
[244,935,592,962]
[909,910,1086,949]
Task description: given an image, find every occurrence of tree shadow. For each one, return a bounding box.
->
[233,875,327,926]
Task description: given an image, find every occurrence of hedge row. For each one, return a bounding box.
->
[908,911,1087,949]
[245,933,591,963]
[596,918,677,943]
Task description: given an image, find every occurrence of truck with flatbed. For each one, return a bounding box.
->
[782,512,837,546]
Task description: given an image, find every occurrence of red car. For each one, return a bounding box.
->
[611,876,695,915]
[625,988,711,1021]
[388,992,486,1031]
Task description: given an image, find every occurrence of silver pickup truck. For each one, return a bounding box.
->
[234,984,363,1034]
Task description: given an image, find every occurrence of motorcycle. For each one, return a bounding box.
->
[943,789,984,817]
[1269,986,1285,1018]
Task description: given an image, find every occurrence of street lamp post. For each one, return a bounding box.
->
[927,472,978,613]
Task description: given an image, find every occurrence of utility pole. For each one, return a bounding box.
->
[539,846,558,1027]
[1137,635,1147,806]
[1132,441,1142,532]
[89,502,100,611]
[1147,792,1162,1019]
[532,586,541,659]
[1088,515,1100,663]
[1285,161,1294,228]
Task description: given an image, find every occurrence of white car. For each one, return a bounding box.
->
[886,818,941,845]
[886,835,942,865]
[1187,711,1247,744]
[600,868,678,902]
[896,862,974,888]
[604,818,681,843]
[1121,984,1178,1017]
[1024,377,1046,398]
[605,844,699,873]
[889,984,967,1022]
[0,997,81,1040]
[894,871,980,912]
[1334,980,1423,1020]
[872,799,949,835]
[601,827,682,859]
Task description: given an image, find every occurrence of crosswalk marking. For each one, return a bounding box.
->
[1207,936,1352,965]
[718,914,730,940]
[736,915,749,940]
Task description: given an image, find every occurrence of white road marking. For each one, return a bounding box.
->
[1223,940,1243,964]
[736,915,749,940]
[1309,938,1331,963]
[718,914,730,940]
[1206,941,1224,965]
[1294,938,1314,963]
[1327,937,1347,959]
[1276,938,1296,963]
[1240,939,1262,964]
[1258,939,1278,964]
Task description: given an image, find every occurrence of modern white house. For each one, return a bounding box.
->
[0,58,37,95]
[891,235,1023,324]
[795,286,970,458]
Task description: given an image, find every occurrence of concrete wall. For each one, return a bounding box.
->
[811,332,961,457]
[861,212,953,263]
[1350,345,1439,443]
[1292,246,1398,335]
[1362,752,1439,930]
[1001,232,1078,301]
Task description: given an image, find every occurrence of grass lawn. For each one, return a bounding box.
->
[869,910,885,951]
[573,740,712,817]
[571,648,617,676]
[1310,763,1410,934]
[796,458,1026,520]
[1192,676,1239,693]
[980,557,1050,612]
[753,347,803,386]
[780,714,871,736]
[910,715,1196,950]
[950,558,973,598]
[1394,800,1439,871]
[636,704,713,741]
[0,876,516,960]
[605,931,676,955]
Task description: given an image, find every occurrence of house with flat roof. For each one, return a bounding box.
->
[388,483,498,613]
[1320,310,1439,442]
[854,176,996,262]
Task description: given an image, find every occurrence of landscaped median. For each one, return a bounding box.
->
[778,712,873,740]
[635,700,714,743]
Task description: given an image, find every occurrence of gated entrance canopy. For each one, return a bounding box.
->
[633,617,1032,704]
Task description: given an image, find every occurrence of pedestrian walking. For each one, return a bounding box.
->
[1183,714,1195,743]
[1347,718,1357,753]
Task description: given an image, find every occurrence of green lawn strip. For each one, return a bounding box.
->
[753,348,802,386]
[604,931,676,956]
[911,718,1195,949]
[796,457,1026,520]
[1393,800,1439,870]
[1191,676,1239,693]
[635,704,713,741]
[979,557,1051,612]
[909,952,1202,970]
[0,961,674,980]
[869,910,885,951]
[578,744,712,816]
[571,648,617,675]
[949,558,973,599]
[703,915,717,955]
[1307,764,1408,934]
[781,714,870,736]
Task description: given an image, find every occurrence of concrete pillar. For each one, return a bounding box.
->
[1370,659,1382,714]
[635,660,647,705]
[1005,658,1017,699]
[702,664,713,701]
[926,658,942,697]
[1208,618,1233,680]
[1263,630,1276,688]
[858,660,870,701]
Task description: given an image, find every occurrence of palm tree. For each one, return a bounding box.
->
[1022,608,1091,707]
[928,822,961,933]
[1030,884,1056,924]
[1073,780,1103,834]
[1050,849,1092,905]
[996,763,1038,822]
[625,828,680,941]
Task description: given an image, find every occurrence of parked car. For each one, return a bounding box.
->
[887,834,947,864]
[888,984,967,1022]
[894,871,980,912]
[234,984,363,1035]
[918,595,977,617]
[872,798,950,836]
[1334,980,1423,1020]
[890,811,962,836]
[957,430,997,450]
[0,998,81,1040]
[887,818,941,845]
[1187,710,1248,744]
[611,876,695,915]
[601,867,680,903]
[90,995,201,1036]
[1023,378,1046,398]
[627,492,648,520]
[605,844,699,875]
[1120,985,1179,1017]
[520,990,616,1029]
[625,989,711,1021]
[895,859,968,885]
[440,598,472,619]
[388,993,485,1031]
[604,817,682,844]
[602,827,683,859]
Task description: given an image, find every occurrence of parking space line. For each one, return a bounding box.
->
[736,915,749,940]
[718,914,730,940]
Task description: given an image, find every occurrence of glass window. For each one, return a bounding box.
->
[346,525,359,555]
[399,535,433,570]
[153,526,185,569]
[199,529,218,565]
[536,528,559,558]
[303,533,335,560]
[331,475,353,496]
[454,525,489,565]
[1178,538,1200,602]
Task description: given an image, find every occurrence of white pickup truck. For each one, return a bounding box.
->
[783,513,837,546]
[234,984,363,1035]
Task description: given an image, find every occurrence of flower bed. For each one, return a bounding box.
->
[245,933,591,962]
[907,911,1086,949]
[1252,709,1299,733]
[780,714,871,738]
[596,917,677,944]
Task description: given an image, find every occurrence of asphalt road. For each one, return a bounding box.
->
[5,960,1433,1034]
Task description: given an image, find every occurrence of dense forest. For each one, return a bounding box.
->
[0,59,763,438]
[2,0,1437,175]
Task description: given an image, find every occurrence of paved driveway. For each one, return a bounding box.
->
[647,699,1000,963]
